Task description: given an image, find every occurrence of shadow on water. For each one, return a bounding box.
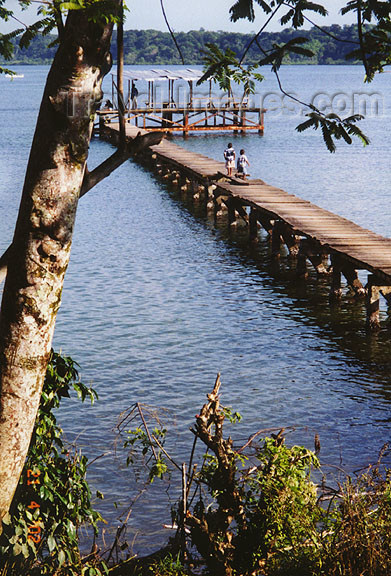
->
[154,170,391,401]
[61,144,391,556]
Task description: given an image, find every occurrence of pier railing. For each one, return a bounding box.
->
[101,68,265,134]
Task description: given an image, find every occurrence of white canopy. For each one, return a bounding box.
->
[121,68,204,82]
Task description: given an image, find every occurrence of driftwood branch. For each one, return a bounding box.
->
[0,130,164,284]
[185,374,246,573]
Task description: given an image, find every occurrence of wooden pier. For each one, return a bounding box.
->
[97,69,265,135]
[99,123,391,331]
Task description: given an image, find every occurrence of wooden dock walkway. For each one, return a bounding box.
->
[100,123,391,331]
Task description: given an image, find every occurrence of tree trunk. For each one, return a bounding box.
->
[0,9,115,524]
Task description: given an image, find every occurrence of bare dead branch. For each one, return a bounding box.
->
[151,433,182,471]
[137,402,159,462]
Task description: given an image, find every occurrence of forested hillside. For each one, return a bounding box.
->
[1,25,360,65]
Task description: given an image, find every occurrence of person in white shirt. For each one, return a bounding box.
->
[224,143,236,177]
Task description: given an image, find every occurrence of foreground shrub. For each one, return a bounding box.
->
[321,456,391,576]
[122,376,391,576]
[0,351,106,576]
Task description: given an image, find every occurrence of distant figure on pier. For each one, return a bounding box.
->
[224,143,236,177]
[236,149,250,180]
[104,99,113,109]
[131,81,139,109]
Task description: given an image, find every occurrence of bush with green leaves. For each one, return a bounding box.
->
[0,350,107,576]
[237,438,322,576]
[146,552,188,576]
[188,434,322,575]
[120,379,391,576]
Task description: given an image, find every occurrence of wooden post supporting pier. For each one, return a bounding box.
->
[249,208,259,242]
[329,254,342,301]
[342,264,366,298]
[297,239,330,277]
[366,275,391,330]
[98,123,391,333]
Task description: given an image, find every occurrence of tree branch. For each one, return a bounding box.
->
[239,4,282,65]
[0,130,164,283]
[356,0,370,78]
[9,15,28,29]
[160,0,185,64]
[255,38,313,111]
[81,129,164,195]
[53,5,65,40]
[292,7,360,45]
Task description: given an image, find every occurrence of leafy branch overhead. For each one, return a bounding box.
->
[197,38,370,151]
[345,20,391,81]
[230,0,273,21]
[197,0,390,151]
[296,112,370,152]
[257,36,315,70]
[230,0,328,28]
[197,43,264,96]
[0,0,122,70]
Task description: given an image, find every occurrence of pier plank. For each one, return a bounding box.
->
[101,125,391,283]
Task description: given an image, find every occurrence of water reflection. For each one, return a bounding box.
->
[52,146,391,554]
[165,173,391,377]
[2,65,391,555]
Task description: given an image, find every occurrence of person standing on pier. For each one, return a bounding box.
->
[131,81,139,109]
[224,143,236,177]
[237,148,250,180]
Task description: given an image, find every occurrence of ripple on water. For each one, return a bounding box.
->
[50,145,391,552]
[1,66,391,554]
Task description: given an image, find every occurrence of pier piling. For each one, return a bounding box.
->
[99,123,391,332]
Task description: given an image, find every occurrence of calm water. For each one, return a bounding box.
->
[1,65,391,553]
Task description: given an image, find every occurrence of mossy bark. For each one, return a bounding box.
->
[0,9,115,524]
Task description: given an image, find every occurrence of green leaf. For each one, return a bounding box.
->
[58,548,66,566]
[280,0,328,29]
[12,542,22,556]
[47,533,56,552]
[2,512,11,525]
[296,110,369,152]
[321,122,336,152]
[59,1,84,10]
[230,0,256,21]
[21,543,30,558]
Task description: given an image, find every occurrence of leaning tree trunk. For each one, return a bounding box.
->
[0,9,116,524]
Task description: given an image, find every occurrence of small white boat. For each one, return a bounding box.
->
[5,74,24,79]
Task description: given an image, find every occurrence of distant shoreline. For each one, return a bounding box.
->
[1,25,360,67]
[1,61,359,66]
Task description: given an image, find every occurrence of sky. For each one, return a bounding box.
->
[126,0,355,33]
[0,0,355,34]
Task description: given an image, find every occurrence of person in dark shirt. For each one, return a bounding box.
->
[131,81,139,109]
[237,149,250,180]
